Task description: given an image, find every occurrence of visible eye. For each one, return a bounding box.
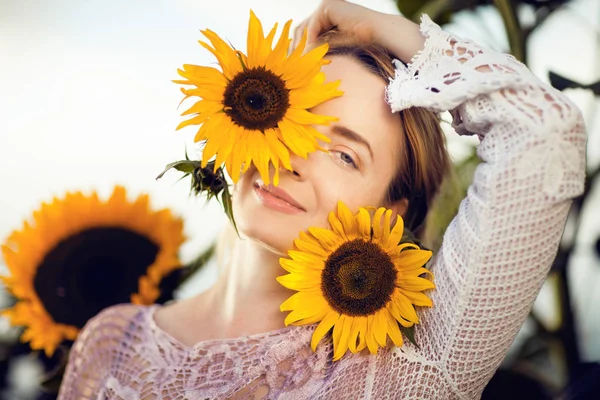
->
[330,150,359,170]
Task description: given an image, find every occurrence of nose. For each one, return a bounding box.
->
[282,153,308,181]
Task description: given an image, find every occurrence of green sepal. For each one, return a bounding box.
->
[220,186,239,236]
[155,160,200,180]
[400,324,419,349]
[156,155,240,236]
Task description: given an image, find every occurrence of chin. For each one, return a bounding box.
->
[232,177,300,256]
[234,206,300,256]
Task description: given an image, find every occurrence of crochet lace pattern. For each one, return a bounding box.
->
[58,15,587,400]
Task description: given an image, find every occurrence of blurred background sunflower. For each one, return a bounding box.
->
[0,0,598,399]
[0,186,186,397]
[1,185,184,357]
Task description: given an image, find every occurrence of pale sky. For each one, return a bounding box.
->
[0,0,598,360]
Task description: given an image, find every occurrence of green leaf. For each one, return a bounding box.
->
[155,160,200,180]
[395,0,453,25]
[400,325,419,348]
[395,0,426,21]
[493,0,525,62]
[221,187,240,236]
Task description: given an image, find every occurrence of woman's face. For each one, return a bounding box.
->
[233,55,405,254]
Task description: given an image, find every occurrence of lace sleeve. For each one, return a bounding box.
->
[58,304,143,400]
[381,15,587,398]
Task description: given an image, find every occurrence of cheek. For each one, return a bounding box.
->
[311,155,392,216]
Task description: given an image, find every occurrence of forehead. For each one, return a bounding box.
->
[313,55,403,163]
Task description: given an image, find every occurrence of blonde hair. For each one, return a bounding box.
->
[321,34,452,242]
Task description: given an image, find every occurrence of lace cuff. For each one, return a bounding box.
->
[385,15,531,115]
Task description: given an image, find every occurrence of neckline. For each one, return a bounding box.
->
[146,304,304,352]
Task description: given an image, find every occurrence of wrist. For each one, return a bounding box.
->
[373,13,426,64]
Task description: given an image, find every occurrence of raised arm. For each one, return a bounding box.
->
[384,14,586,397]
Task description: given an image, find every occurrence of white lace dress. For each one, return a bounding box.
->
[58,16,587,400]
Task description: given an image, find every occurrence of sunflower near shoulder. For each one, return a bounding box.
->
[277,201,435,361]
[174,10,344,186]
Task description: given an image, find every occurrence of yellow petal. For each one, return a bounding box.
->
[356,208,372,239]
[264,128,292,171]
[365,314,379,355]
[282,42,330,89]
[284,308,316,326]
[213,127,237,169]
[228,133,248,183]
[266,20,292,72]
[348,316,367,354]
[176,114,210,131]
[278,118,319,158]
[386,313,404,348]
[380,210,393,247]
[336,201,357,238]
[328,212,348,241]
[199,30,243,80]
[332,315,352,361]
[374,309,389,347]
[285,108,337,126]
[247,10,275,68]
[288,250,325,266]
[176,64,227,87]
[389,290,419,324]
[311,310,340,351]
[388,242,420,258]
[398,288,433,307]
[288,77,343,109]
[180,84,225,103]
[293,237,329,259]
[397,275,435,292]
[396,250,433,271]
[279,258,322,275]
[388,214,405,247]
[307,227,343,253]
[372,207,386,243]
[247,130,272,185]
[181,99,223,117]
[201,117,232,166]
[279,290,325,312]
[276,273,321,292]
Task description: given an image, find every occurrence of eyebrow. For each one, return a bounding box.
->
[330,125,373,160]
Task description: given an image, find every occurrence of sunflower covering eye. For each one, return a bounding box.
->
[174,10,343,186]
[277,202,434,361]
[0,186,184,356]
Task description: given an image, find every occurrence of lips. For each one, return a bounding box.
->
[254,179,306,211]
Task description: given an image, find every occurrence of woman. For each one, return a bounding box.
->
[58,0,586,398]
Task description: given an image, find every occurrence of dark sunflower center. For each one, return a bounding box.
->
[322,239,397,316]
[33,227,159,328]
[222,66,289,131]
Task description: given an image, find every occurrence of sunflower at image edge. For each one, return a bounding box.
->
[174,10,343,186]
[0,186,184,356]
[277,201,435,361]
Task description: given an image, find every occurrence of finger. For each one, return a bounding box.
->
[292,19,309,50]
[306,4,333,45]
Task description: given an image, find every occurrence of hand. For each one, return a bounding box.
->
[292,0,426,64]
[292,0,378,47]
